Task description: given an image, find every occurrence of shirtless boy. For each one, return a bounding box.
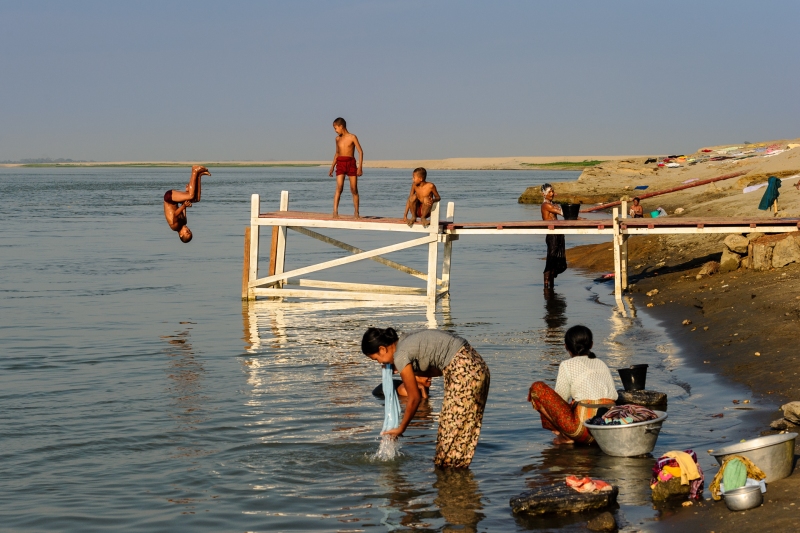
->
[163,165,210,243]
[403,167,441,227]
[629,197,644,218]
[328,117,364,218]
[540,183,567,288]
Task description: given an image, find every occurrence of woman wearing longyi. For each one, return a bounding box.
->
[528,325,618,445]
[361,327,490,468]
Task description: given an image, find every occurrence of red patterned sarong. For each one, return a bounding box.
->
[335,156,358,176]
[528,381,615,444]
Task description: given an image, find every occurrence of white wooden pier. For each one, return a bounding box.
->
[243,191,800,309]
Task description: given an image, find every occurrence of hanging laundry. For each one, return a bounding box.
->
[758,176,781,210]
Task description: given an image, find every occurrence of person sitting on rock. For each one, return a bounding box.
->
[528,325,618,445]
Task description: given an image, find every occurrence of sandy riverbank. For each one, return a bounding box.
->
[559,136,800,530]
[0,155,642,171]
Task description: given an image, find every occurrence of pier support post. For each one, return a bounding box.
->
[274,191,290,289]
[242,227,251,300]
[612,207,623,305]
[247,195,261,301]
[441,202,455,296]
[426,202,441,306]
[620,200,629,290]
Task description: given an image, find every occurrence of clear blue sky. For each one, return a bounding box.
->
[1,0,798,161]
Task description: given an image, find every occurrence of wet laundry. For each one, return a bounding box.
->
[586,404,658,426]
[566,476,612,493]
[381,364,400,432]
[709,455,766,500]
[758,176,781,210]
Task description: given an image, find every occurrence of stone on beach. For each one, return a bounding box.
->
[651,477,691,501]
[771,235,800,268]
[698,261,720,277]
[509,484,618,515]
[724,234,749,254]
[586,511,617,531]
[646,289,659,297]
[780,401,800,425]
[719,248,741,273]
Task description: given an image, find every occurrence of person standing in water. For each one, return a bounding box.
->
[362,327,490,468]
[540,183,567,288]
[528,325,618,445]
[163,165,210,243]
[328,117,364,219]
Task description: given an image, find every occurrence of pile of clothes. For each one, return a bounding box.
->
[586,404,658,426]
[565,475,612,493]
[709,455,766,500]
[650,450,705,500]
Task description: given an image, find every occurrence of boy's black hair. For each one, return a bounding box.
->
[413,167,427,180]
[564,325,595,358]
[361,327,399,355]
[633,197,641,202]
[333,117,347,128]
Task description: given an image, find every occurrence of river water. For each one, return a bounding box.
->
[0,167,762,532]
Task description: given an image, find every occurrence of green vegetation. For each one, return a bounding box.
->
[520,160,605,170]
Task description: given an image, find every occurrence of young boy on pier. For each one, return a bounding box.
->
[328,117,364,218]
[403,167,440,227]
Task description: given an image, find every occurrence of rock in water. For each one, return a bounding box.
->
[616,389,667,411]
[510,484,618,515]
[587,511,617,532]
[780,401,800,425]
[772,235,800,268]
[719,248,741,273]
[724,234,749,254]
[651,477,690,501]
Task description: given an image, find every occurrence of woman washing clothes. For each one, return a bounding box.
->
[528,325,618,445]
[362,327,490,468]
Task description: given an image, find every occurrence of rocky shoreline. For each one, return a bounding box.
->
[556,137,800,530]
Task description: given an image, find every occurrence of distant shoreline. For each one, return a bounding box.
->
[0,155,641,171]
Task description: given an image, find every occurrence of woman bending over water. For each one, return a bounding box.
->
[362,327,490,468]
[528,325,617,445]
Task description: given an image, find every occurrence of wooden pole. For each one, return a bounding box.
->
[242,227,251,300]
[426,202,441,305]
[613,207,622,299]
[274,191,289,288]
[620,200,628,290]
[248,194,261,301]
[268,227,279,276]
[441,202,455,294]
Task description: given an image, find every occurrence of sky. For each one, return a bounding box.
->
[1,0,799,161]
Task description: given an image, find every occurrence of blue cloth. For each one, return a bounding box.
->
[758,176,781,210]
[381,365,401,432]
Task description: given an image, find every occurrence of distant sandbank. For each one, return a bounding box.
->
[0,155,643,171]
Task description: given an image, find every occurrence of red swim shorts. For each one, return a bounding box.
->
[335,156,358,176]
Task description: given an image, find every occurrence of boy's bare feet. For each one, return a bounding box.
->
[332,212,340,219]
[421,217,430,228]
[406,217,415,227]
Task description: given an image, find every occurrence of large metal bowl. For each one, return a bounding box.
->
[585,411,667,457]
[723,485,763,511]
[709,433,797,482]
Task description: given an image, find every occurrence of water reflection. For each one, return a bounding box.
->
[433,468,485,533]
[161,323,207,434]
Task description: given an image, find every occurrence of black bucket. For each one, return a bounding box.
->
[618,364,648,391]
[560,203,581,220]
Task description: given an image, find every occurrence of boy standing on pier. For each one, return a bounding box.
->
[328,117,364,218]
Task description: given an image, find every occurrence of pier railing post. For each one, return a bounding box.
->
[426,202,441,306]
[612,207,622,302]
[274,191,289,289]
[620,200,629,290]
[248,195,261,301]
[441,202,455,296]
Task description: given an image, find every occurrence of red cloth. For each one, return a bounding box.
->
[335,156,358,176]
[529,381,615,444]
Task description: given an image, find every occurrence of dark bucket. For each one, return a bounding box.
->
[618,364,648,391]
[560,203,581,220]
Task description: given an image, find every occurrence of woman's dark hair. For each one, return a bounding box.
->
[565,325,595,358]
[361,327,399,355]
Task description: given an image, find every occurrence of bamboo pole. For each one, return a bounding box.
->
[583,171,747,212]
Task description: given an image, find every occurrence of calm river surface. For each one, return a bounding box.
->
[0,167,761,532]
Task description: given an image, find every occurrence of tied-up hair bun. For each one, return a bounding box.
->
[361,327,399,355]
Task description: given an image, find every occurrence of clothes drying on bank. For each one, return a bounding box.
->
[650,450,705,500]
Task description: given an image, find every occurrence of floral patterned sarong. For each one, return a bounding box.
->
[434,343,490,468]
[528,381,615,444]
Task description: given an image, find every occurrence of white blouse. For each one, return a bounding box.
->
[554,356,619,403]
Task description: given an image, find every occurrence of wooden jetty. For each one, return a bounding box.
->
[243,191,800,308]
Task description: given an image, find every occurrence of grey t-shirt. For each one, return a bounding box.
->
[393,330,467,373]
